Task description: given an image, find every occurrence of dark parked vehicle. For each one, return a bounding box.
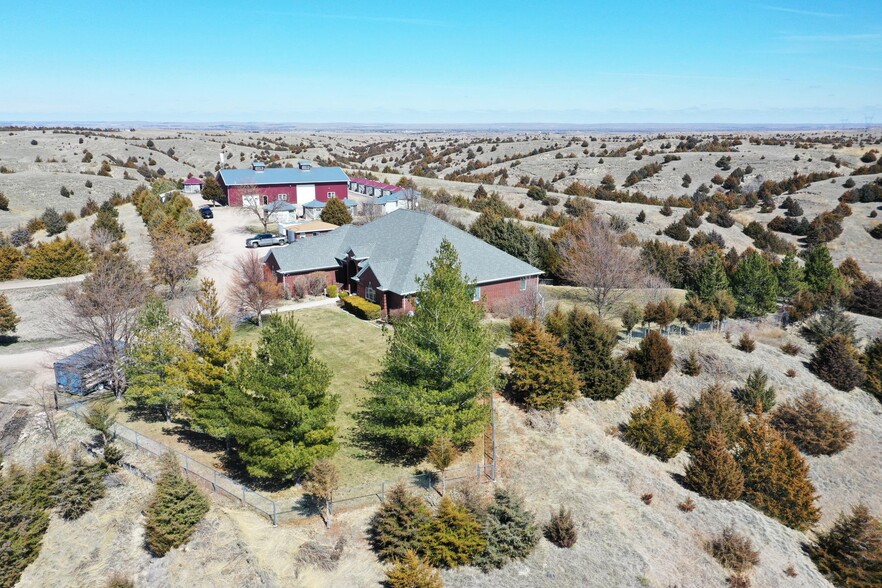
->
[245,232,286,248]
[199,205,214,219]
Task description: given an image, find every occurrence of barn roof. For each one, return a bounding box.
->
[218,166,349,187]
[266,209,542,295]
[183,177,204,185]
[302,198,357,209]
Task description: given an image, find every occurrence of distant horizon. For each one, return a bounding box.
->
[0,120,877,133]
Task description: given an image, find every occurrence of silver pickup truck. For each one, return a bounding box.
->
[245,233,286,248]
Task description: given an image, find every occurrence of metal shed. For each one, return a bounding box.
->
[53,342,121,396]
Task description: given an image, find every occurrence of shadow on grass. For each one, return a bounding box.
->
[348,410,428,467]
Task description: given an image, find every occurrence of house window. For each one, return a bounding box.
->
[277,193,288,201]
[472,286,481,302]
[520,277,527,291]
[262,195,269,205]
[327,192,337,199]
[366,285,376,302]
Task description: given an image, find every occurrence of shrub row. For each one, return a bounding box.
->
[341,294,382,320]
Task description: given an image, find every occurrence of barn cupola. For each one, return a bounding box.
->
[251,161,266,172]
[298,160,312,170]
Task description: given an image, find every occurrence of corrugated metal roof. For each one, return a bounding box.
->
[267,209,542,294]
[183,177,203,185]
[282,220,338,233]
[302,198,357,208]
[218,166,349,187]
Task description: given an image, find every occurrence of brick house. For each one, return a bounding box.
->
[217,160,349,212]
[264,209,543,317]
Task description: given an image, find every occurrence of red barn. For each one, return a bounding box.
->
[217,160,350,210]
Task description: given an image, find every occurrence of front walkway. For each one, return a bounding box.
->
[260,295,338,318]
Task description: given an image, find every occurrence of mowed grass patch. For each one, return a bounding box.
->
[232,306,415,490]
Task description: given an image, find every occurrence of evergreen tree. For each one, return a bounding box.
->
[469,212,540,265]
[802,303,858,345]
[0,465,51,588]
[804,245,842,294]
[733,369,776,413]
[201,175,226,205]
[368,484,433,562]
[810,334,867,392]
[385,551,444,588]
[41,207,68,236]
[29,449,69,509]
[627,330,673,382]
[0,245,25,281]
[565,308,632,400]
[770,390,854,456]
[851,278,882,318]
[91,202,125,241]
[227,316,338,480]
[507,320,580,410]
[809,504,882,587]
[731,250,778,316]
[144,453,210,556]
[56,453,107,520]
[422,496,486,569]
[22,237,91,279]
[684,384,744,450]
[863,337,882,402]
[183,279,238,441]
[685,428,744,500]
[544,506,577,548]
[474,489,540,571]
[620,302,643,338]
[320,197,352,225]
[623,392,691,461]
[124,298,189,422]
[776,251,804,300]
[0,292,20,335]
[361,240,495,454]
[735,416,821,531]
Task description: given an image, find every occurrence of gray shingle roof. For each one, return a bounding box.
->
[266,210,542,294]
[218,166,349,186]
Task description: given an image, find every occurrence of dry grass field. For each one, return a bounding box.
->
[2,127,882,587]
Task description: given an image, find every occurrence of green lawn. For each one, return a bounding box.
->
[233,306,415,489]
[94,305,485,497]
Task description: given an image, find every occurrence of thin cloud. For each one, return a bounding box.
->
[760,5,844,18]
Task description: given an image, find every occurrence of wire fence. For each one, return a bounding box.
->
[65,401,495,526]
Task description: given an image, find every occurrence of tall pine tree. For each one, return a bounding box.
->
[183,279,239,441]
[776,251,804,300]
[565,308,632,400]
[692,247,729,302]
[507,320,580,410]
[685,428,744,500]
[124,298,189,421]
[361,240,495,455]
[144,452,210,556]
[804,245,842,294]
[0,292,19,335]
[731,250,779,317]
[227,316,339,480]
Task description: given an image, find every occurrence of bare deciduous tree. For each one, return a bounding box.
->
[61,251,149,399]
[559,216,649,319]
[228,250,282,326]
[239,184,290,231]
[150,229,198,299]
[31,385,59,444]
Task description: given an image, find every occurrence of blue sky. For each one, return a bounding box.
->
[1,0,880,125]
